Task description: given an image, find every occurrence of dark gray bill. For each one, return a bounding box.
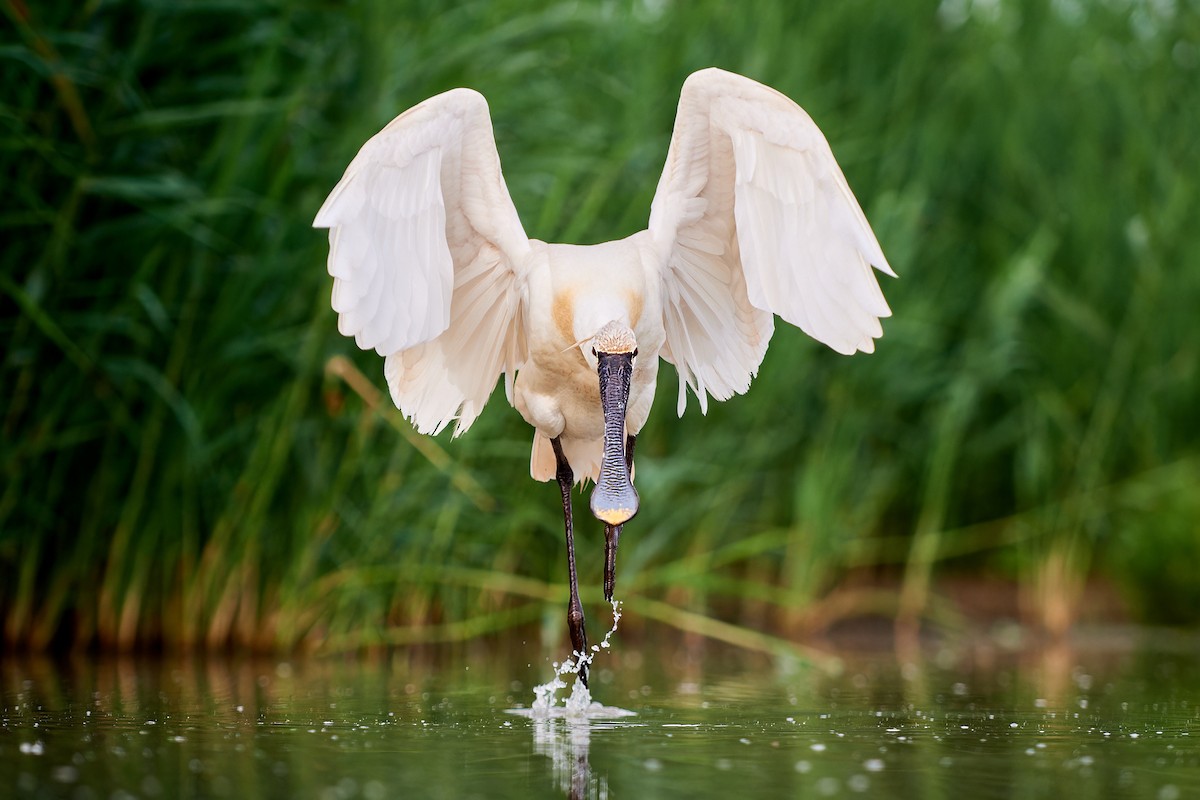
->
[590,351,639,525]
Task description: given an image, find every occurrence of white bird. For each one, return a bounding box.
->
[314,68,894,684]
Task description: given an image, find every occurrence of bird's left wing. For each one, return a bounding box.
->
[314,88,530,436]
[648,68,895,415]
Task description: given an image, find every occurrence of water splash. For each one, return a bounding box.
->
[515,599,635,720]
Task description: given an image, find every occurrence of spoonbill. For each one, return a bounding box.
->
[314,68,894,684]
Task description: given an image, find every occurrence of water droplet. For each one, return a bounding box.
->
[50,765,79,784]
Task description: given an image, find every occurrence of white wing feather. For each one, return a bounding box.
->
[314,89,530,436]
[649,68,895,415]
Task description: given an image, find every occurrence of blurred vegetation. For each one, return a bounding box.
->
[2,0,1198,654]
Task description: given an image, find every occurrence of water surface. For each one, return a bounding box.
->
[4,631,1199,798]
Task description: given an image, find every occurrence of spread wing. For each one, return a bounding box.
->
[314,88,530,436]
[648,68,895,415]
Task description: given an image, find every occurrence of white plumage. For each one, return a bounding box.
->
[315,67,894,473]
[315,67,895,680]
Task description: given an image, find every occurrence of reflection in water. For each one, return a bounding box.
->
[515,694,638,800]
[4,633,1200,799]
[533,716,599,800]
[510,675,636,800]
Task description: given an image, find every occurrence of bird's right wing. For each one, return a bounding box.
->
[648,68,895,415]
[314,88,530,436]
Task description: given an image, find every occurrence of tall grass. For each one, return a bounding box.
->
[2,0,1197,653]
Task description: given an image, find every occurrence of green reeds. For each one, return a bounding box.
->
[2,0,1198,654]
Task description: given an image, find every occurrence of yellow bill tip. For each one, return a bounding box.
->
[594,506,636,526]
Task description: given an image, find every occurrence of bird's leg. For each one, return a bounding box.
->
[603,434,637,602]
[602,524,619,603]
[551,436,589,687]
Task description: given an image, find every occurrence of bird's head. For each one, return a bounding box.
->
[589,320,638,364]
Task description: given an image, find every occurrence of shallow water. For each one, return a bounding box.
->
[4,632,1200,799]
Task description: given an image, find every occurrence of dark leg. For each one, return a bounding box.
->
[603,523,620,602]
[603,434,637,602]
[551,436,589,686]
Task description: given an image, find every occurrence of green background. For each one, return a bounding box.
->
[3,0,1198,653]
